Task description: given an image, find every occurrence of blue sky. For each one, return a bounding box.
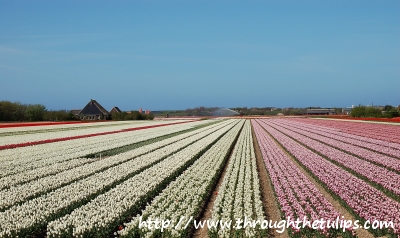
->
[1,0,399,111]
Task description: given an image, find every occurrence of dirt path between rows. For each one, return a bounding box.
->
[252,125,289,238]
[261,124,375,238]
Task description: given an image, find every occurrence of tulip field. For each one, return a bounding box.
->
[0,118,399,237]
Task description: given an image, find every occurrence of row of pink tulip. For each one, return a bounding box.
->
[262,120,400,198]
[293,119,400,144]
[252,121,350,237]
[267,120,400,172]
[278,119,400,157]
[290,118,400,151]
[256,119,400,236]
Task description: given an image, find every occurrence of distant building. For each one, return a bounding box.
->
[139,108,143,114]
[110,107,122,115]
[70,109,81,119]
[342,108,353,115]
[306,108,335,115]
[77,99,109,120]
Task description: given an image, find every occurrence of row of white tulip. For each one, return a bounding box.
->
[0,120,179,146]
[210,121,265,238]
[0,120,234,210]
[0,122,187,164]
[0,119,221,190]
[0,120,235,237]
[45,120,239,238]
[116,119,244,237]
[0,121,137,134]
[0,120,201,163]
[0,125,186,177]
[0,120,207,177]
[0,157,97,191]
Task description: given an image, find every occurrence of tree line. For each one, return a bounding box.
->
[111,111,154,120]
[0,101,155,122]
[0,101,75,122]
[350,105,399,118]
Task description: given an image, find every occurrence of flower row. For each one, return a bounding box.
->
[0,120,192,149]
[268,120,400,172]
[0,120,237,237]
[278,119,400,157]
[117,120,244,237]
[252,120,348,237]
[45,120,239,237]
[296,119,400,144]
[263,120,400,198]
[0,119,219,190]
[0,121,204,177]
[0,120,234,210]
[290,118,400,150]
[210,120,265,238]
[0,121,138,136]
[257,119,400,236]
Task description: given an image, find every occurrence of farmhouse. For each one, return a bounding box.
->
[306,108,335,115]
[110,107,122,115]
[77,99,109,120]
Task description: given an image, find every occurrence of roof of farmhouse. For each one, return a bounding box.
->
[110,107,122,114]
[78,99,109,115]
